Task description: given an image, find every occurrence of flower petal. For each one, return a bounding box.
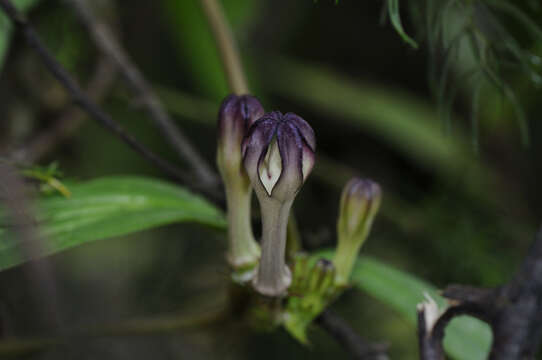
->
[258,138,282,196]
[284,112,316,151]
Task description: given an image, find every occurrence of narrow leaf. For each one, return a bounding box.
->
[387,0,418,48]
[486,0,542,42]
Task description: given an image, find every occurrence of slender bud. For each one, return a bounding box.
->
[333,178,381,286]
[242,111,316,296]
[307,259,335,297]
[217,94,264,278]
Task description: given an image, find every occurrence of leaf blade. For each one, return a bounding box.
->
[387,0,418,48]
[0,176,226,271]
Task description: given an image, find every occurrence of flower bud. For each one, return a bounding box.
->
[333,178,382,286]
[216,94,264,277]
[284,257,338,343]
[307,259,336,297]
[242,112,316,296]
[217,94,265,182]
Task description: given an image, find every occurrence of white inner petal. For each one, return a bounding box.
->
[259,139,282,196]
[301,145,314,181]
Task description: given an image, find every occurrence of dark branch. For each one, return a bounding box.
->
[489,226,542,358]
[10,57,117,163]
[0,0,192,185]
[317,310,389,360]
[417,305,443,360]
[418,292,491,360]
[417,226,542,360]
[67,0,219,187]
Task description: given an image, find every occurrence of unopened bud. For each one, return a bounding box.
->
[334,178,381,286]
[308,259,335,296]
[217,94,264,182]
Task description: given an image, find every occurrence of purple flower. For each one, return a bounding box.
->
[217,94,264,180]
[242,112,316,296]
[242,111,315,202]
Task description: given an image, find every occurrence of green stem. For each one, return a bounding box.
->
[286,212,302,262]
[199,0,249,95]
[225,183,260,274]
[333,233,367,286]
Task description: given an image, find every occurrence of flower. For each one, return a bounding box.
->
[216,94,264,277]
[242,111,316,202]
[242,111,316,296]
[333,178,381,286]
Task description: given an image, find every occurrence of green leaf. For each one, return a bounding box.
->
[0,0,41,72]
[387,0,418,48]
[486,0,542,43]
[316,250,492,360]
[0,176,226,271]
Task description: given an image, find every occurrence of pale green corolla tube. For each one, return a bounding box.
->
[242,112,316,296]
[216,94,264,280]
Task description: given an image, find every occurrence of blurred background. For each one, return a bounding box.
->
[0,0,541,358]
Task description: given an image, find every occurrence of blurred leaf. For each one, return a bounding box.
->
[0,176,226,271]
[483,64,530,145]
[155,85,216,125]
[262,57,530,220]
[486,0,542,41]
[263,58,481,180]
[0,0,41,71]
[426,1,536,144]
[470,76,483,153]
[387,0,418,48]
[161,0,257,100]
[317,250,492,360]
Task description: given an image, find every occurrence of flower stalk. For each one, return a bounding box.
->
[255,197,294,296]
[223,181,260,277]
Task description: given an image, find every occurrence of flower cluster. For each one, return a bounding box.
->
[217,95,316,295]
[216,94,381,303]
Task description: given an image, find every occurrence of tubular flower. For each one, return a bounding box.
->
[216,94,264,277]
[333,178,381,286]
[242,111,316,296]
